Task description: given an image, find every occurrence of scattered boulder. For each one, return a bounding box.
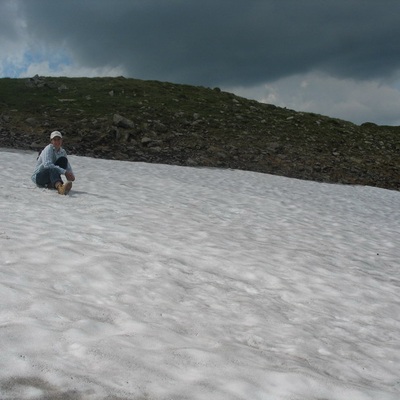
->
[113,114,135,129]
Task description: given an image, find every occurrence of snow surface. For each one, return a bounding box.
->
[0,148,399,400]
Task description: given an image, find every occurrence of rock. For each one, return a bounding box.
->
[25,118,39,127]
[153,121,167,133]
[113,114,135,129]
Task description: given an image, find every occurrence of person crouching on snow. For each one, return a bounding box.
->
[31,131,76,195]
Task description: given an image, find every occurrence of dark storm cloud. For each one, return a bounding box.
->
[0,1,21,39]
[11,0,400,86]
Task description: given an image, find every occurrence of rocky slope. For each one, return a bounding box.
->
[1,75,399,190]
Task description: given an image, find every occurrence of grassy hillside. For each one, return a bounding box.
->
[0,76,399,190]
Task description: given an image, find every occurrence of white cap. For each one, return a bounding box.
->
[50,131,63,139]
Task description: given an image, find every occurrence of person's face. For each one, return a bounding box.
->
[51,137,62,150]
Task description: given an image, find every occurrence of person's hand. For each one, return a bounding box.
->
[65,171,75,181]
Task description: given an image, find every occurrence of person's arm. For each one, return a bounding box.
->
[64,157,75,181]
[65,168,75,181]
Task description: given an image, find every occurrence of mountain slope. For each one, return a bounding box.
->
[0,76,399,190]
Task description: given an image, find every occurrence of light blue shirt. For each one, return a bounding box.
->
[31,144,73,183]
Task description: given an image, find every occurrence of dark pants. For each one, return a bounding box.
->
[36,157,68,188]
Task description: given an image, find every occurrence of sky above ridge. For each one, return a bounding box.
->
[1,0,400,125]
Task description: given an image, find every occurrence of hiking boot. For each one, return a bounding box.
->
[56,181,72,195]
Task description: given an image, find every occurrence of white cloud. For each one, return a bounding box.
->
[21,61,126,79]
[227,72,400,126]
[0,3,125,79]
[0,43,126,79]
[0,40,26,78]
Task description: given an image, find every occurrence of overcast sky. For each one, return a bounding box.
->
[1,0,400,125]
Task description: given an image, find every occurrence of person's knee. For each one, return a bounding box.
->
[55,157,68,169]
